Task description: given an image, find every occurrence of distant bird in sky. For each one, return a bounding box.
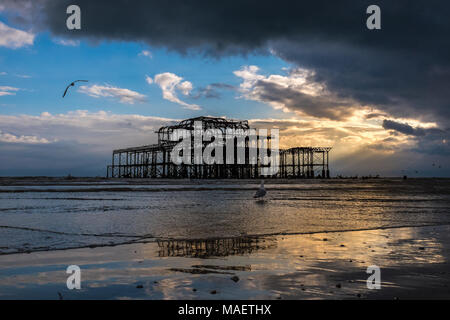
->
[62,80,88,97]
[254,180,266,199]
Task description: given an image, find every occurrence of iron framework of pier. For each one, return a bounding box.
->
[106,116,331,179]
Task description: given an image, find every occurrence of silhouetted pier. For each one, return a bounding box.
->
[107,116,331,178]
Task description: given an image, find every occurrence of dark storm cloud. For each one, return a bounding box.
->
[37,1,448,55]
[383,119,450,156]
[382,119,426,136]
[382,119,445,137]
[254,79,354,120]
[42,0,365,54]
[272,38,450,124]
[4,0,450,123]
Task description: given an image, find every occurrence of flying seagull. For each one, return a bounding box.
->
[254,180,267,199]
[62,80,88,98]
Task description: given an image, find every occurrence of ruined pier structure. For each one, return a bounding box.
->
[107,116,331,178]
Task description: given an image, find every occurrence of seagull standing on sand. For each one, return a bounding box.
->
[254,180,267,199]
[62,80,88,97]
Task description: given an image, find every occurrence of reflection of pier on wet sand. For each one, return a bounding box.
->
[1,225,450,299]
[157,236,277,258]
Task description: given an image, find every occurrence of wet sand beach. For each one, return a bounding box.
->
[1,225,450,299]
[1,178,449,299]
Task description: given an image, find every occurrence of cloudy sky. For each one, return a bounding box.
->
[0,0,449,176]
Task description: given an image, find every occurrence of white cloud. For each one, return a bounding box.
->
[0,72,7,76]
[78,84,147,104]
[0,21,34,49]
[139,50,153,58]
[0,86,19,96]
[0,130,51,144]
[150,72,201,110]
[233,65,264,90]
[177,81,193,96]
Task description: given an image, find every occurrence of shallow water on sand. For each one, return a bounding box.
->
[1,225,449,299]
[1,178,450,255]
